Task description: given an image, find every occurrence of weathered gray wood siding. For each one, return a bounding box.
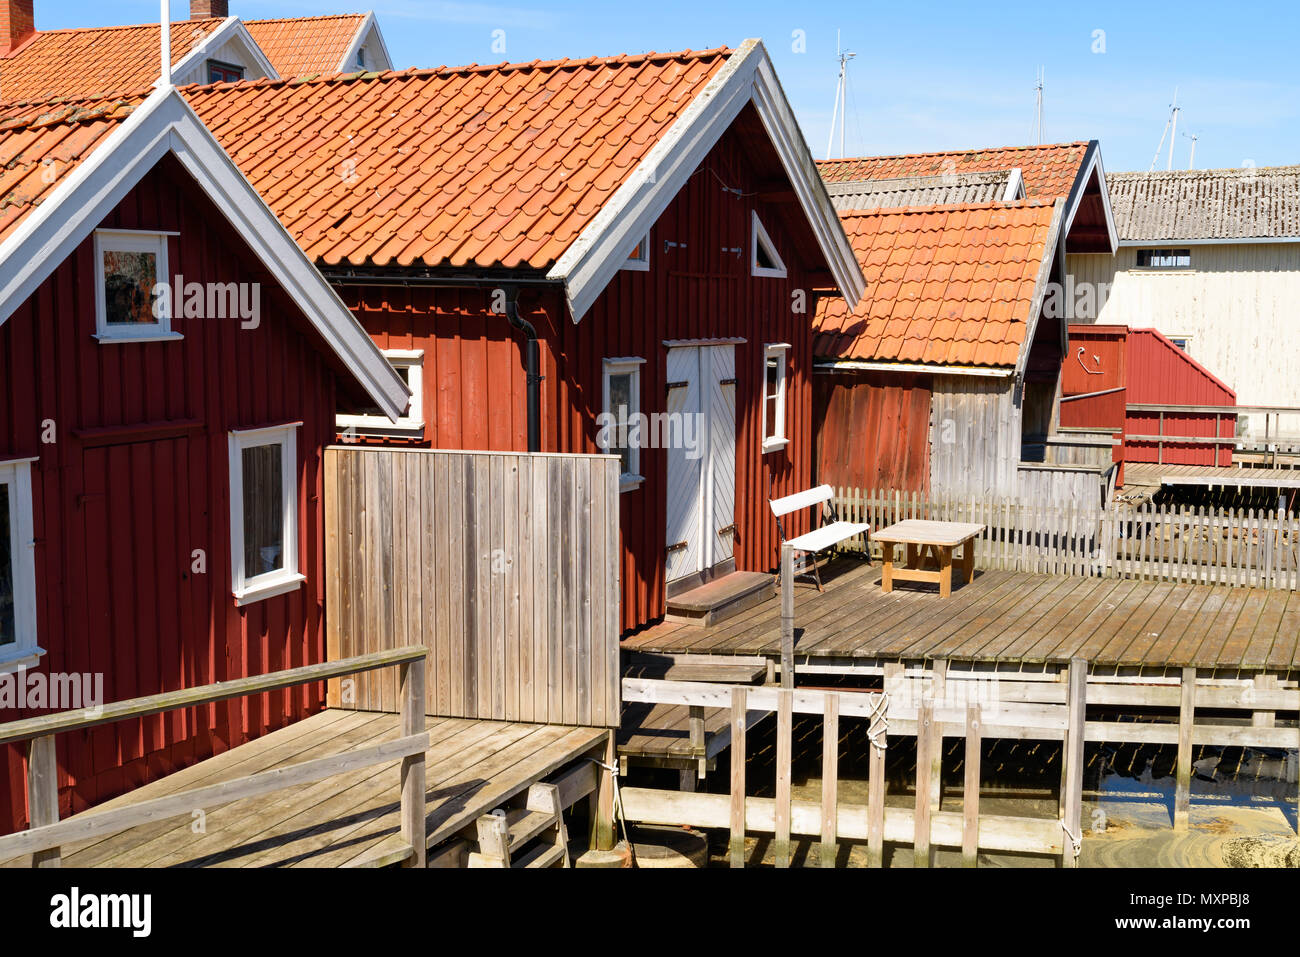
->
[929,375,1022,498]
[324,447,622,728]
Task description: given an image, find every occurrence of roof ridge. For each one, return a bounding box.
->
[818,141,1089,165]
[7,18,225,39]
[1110,165,1300,178]
[179,45,735,94]
[839,199,1057,216]
[245,14,368,25]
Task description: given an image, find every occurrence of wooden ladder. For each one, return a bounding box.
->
[467,782,570,868]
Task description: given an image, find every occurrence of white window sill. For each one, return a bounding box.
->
[94,332,184,345]
[234,572,307,607]
[762,437,790,454]
[619,474,645,493]
[0,645,45,675]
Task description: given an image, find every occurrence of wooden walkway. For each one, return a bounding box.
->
[622,560,1300,674]
[1127,462,1300,490]
[2,710,606,868]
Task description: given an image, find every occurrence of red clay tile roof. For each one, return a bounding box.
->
[0,94,140,243]
[818,143,1089,201]
[813,200,1060,368]
[183,49,733,270]
[0,20,225,102]
[245,15,367,79]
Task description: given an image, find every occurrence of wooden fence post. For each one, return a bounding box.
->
[780,543,795,690]
[27,734,60,868]
[1175,667,1196,830]
[1061,658,1086,869]
[914,698,934,867]
[399,656,427,867]
[962,704,981,868]
[929,659,946,810]
[820,691,839,868]
[593,731,617,852]
[868,663,897,869]
[774,688,793,867]
[729,686,747,868]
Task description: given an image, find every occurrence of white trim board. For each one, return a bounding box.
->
[335,12,394,73]
[0,86,409,421]
[1062,142,1118,256]
[547,39,866,321]
[169,17,279,86]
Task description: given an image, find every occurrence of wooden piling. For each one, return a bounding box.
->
[780,544,795,689]
[774,688,793,867]
[1061,658,1086,868]
[1175,666,1196,830]
[820,692,839,868]
[914,699,934,867]
[962,704,980,868]
[27,735,60,869]
[729,686,747,868]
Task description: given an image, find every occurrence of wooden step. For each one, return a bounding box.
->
[515,842,567,868]
[505,807,556,850]
[627,652,769,684]
[665,571,775,628]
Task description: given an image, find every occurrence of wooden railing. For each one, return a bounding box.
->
[1127,403,1300,459]
[832,488,1300,589]
[0,647,429,868]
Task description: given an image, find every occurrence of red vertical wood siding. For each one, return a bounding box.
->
[340,111,825,634]
[1124,328,1236,467]
[813,371,932,493]
[0,156,337,835]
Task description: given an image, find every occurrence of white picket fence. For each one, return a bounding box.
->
[832,488,1300,590]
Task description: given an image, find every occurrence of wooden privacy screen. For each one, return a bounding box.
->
[324,447,622,728]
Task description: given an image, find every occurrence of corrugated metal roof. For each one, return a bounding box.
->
[826,170,1015,211]
[1109,167,1300,241]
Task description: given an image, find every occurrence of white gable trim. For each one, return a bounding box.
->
[1062,141,1118,255]
[169,17,279,86]
[547,39,866,322]
[336,13,393,73]
[0,86,408,421]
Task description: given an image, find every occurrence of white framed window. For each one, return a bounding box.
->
[762,343,790,453]
[601,357,646,492]
[228,424,305,607]
[336,350,424,436]
[93,229,182,343]
[1136,248,1192,269]
[622,233,650,272]
[751,211,787,278]
[1166,334,1193,353]
[0,457,40,671]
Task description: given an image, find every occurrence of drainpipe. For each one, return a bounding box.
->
[502,286,543,453]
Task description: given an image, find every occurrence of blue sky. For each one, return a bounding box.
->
[46,0,1300,172]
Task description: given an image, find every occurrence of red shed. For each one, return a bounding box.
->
[187,42,866,634]
[1063,324,1236,469]
[0,88,408,834]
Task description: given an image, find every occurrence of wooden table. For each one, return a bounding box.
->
[874,520,986,598]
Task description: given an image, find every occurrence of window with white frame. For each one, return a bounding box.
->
[0,458,38,667]
[228,425,304,606]
[622,233,650,272]
[336,350,424,435]
[93,230,181,342]
[751,212,788,278]
[601,358,645,491]
[762,344,790,452]
[1136,248,1192,269]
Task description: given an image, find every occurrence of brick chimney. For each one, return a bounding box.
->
[0,1,35,56]
[190,1,229,19]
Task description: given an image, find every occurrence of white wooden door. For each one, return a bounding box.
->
[665,344,737,584]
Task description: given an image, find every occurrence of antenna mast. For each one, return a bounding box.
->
[826,33,856,159]
[1033,67,1045,144]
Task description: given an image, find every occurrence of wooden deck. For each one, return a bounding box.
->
[1127,462,1300,490]
[622,559,1300,674]
[2,710,606,868]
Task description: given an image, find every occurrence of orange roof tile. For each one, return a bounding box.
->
[245,15,367,79]
[182,49,733,271]
[0,20,225,102]
[813,200,1060,369]
[818,142,1089,201]
[0,93,141,244]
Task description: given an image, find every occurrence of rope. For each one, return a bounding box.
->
[866,689,890,752]
[589,757,637,867]
[1061,820,1082,860]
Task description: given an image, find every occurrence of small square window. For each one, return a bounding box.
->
[0,458,39,668]
[601,358,645,491]
[622,233,650,272]
[93,230,181,343]
[337,350,424,437]
[207,61,245,84]
[762,343,790,452]
[229,425,304,606]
